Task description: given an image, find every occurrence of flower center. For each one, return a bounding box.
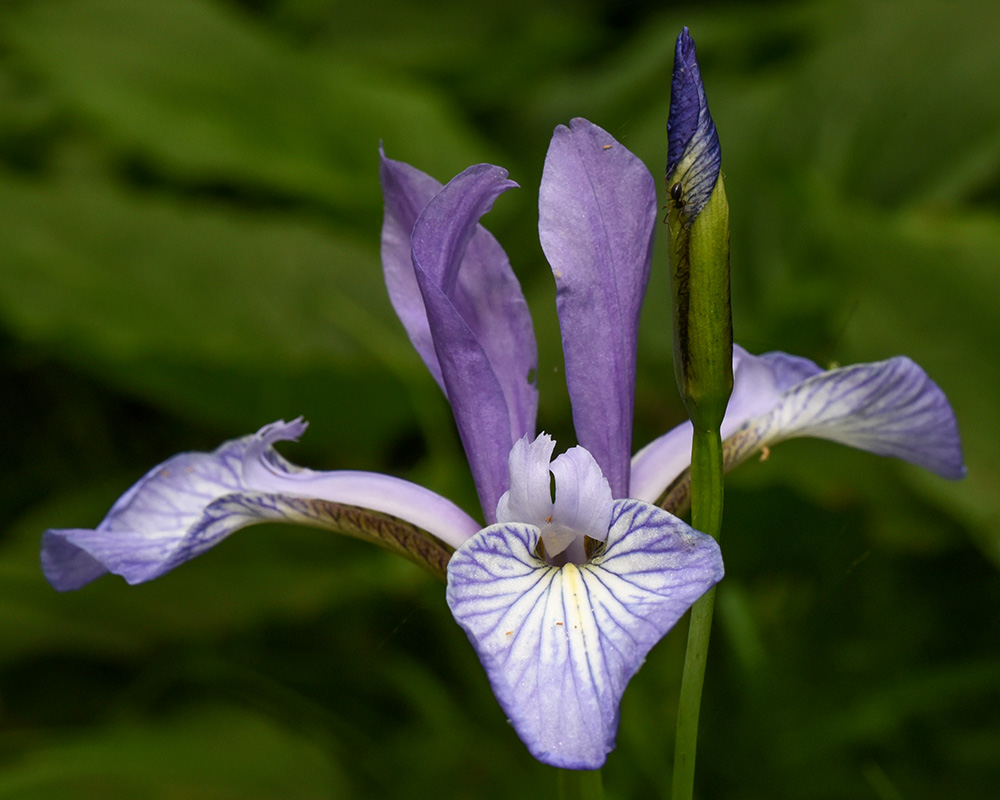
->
[495,434,614,563]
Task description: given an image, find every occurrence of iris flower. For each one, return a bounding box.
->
[41,118,963,769]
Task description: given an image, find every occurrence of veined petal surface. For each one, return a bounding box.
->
[41,420,479,590]
[667,27,721,224]
[411,165,538,521]
[739,356,966,479]
[539,118,656,498]
[446,499,723,769]
[630,349,964,507]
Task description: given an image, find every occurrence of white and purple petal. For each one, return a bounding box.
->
[410,165,538,522]
[539,119,657,497]
[495,434,556,528]
[630,348,964,505]
[41,420,480,590]
[446,499,723,769]
[748,356,966,479]
[496,434,614,558]
[548,446,614,551]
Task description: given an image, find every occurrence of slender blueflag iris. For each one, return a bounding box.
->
[41,118,964,770]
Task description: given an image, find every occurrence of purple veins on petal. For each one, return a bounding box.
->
[667,27,721,223]
[539,118,657,498]
[445,498,723,769]
[752,356,966,479]
[629,347,965,506]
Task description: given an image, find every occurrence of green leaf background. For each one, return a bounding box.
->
[1,0,997,796]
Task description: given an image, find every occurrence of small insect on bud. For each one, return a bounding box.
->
[670,181,684,208]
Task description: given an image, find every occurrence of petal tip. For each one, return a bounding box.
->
[40,529,108,591]
[667,28,721,218]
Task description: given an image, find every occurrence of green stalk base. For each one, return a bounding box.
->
[671,427,724,800]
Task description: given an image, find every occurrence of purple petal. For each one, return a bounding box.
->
[539,119,657,497]
[667,28,721,222]
[446,499,723,769]
[725,346,823,423]
[630,349,964,504]
[746,356,966,479]
[379,149,447,387]
[41,420,480,590]
[411,165,538,521]
[629,423,692,506]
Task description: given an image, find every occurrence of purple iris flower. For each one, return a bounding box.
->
[40,118,963,770]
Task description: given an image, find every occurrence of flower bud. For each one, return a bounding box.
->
[666,28,733,432]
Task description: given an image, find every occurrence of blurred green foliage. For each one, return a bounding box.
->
[1,0,998,797]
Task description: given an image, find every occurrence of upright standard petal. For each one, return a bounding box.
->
[539,119,657,497]
[41,420,480,590]
[446,499,723,769]
[380,150,537,408]
[411,165,538,521]
[379,149,448,387]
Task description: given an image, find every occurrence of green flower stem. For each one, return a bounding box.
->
[671,426,724,800]
[555,768,604,800]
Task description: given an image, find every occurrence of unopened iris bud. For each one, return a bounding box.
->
[666,27,733,433]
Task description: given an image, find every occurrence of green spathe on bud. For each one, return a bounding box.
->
[666,171,732,432]
[666,28,733,434]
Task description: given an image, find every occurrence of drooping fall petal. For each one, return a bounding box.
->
[630,348,964,505]
[42,420,479,590]
[446,499,723,769]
